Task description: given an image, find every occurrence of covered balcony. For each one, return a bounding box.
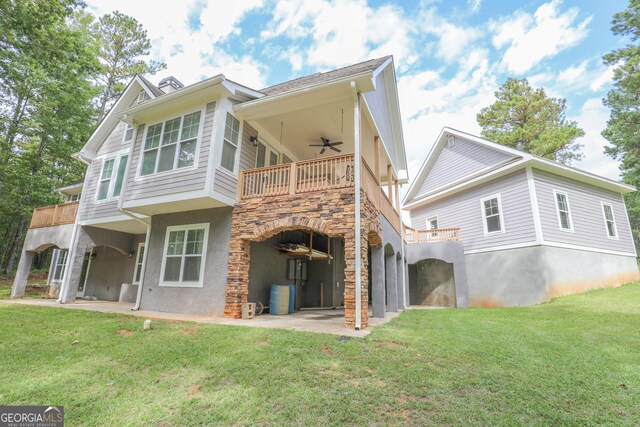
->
[29,201,79,229]
[237,153,401,234]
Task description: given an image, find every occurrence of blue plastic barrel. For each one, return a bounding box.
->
[288,284,296,313]
[270,285,290,315]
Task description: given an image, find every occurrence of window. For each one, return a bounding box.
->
[602,203,618,238]
[141,111,201,176]
[123,123,134,144]
[133,243,145,283]
[554,190,573,231]
[96,153,128,200]
[160,224,209,287]
[481,195,504,234]
[221,112,240,172]
[137,90,150,104]
[427,216,438,230]
[97,158,114,200]
[52,250,68,281]
[68,193,81,202]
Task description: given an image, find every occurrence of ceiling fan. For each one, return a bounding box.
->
[309,137,343,154]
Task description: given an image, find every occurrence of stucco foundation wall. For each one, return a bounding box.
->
[465,246,547,307]
[83,246,136,301]
[22,224,75,252]
[541,246,639,299]
[140,207,233,316]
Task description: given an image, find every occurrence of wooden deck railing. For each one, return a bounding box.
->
[238,154,355,199]
[403,224,460,243]
[360,158,401,234]
[29,201,79,228]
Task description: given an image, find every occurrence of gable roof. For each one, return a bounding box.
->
[260,56,391,96]
[403,127,635,210]
[76,75,163,161]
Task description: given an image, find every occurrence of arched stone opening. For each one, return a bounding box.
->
[409,258,457,307]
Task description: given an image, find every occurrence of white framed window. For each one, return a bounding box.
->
[52,250,68,282]
[602,202,618,239]
[554,190,573,231]
[132,242,145,284]
[68,193,81,202]
[137,90,150,104]
[427,216,438,230]
[140,111,201,176]
[96,153,129,201]
[159,223,209,287]
[481,194,504,235]
[122,123,134,144]
[221,112,240,172]
[256,139,280,168]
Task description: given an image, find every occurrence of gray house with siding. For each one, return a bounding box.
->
[403,127,639,307]
[11,57,411,330]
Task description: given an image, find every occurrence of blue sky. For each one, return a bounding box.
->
[87,0,629,183]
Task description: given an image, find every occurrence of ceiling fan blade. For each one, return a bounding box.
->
[330,146,341,152]
[320,147,326,154]
[331,141,343,146]
[309,144,326,147]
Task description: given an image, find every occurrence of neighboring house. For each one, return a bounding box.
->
[402,127,639,307]
[11,57,409,330]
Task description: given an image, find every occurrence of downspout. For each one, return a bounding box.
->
[116,118,151,311]
[351,82,362,330]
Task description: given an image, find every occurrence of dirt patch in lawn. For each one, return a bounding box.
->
[117,329,134,337]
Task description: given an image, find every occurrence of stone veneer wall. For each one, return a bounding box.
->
[225,187,381,328]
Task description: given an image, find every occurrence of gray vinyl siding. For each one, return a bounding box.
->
[239,121,258,171]
[78,122,128,220]
[123,101,215,201]
[533,169,635,253]
[213,120,258,200]
[363,71,396,169]
[415,136,517,199]
[409,170,536,251]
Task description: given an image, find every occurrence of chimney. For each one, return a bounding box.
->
[158,76,184,94]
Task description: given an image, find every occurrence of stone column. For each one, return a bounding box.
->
[385,251,398,312]
[343,231,357,328]
[370,246,386,318]
[224,238,251,318]
[10,250,34,299]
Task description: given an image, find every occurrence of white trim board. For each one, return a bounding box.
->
[464,241,637,258]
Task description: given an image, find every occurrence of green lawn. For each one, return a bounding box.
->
[0,278,49,299]
[1,284,639,426]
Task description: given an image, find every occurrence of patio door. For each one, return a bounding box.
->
[77,249,92,298]
[256,139,279,168]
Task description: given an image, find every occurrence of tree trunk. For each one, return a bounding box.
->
[5,216,26,274]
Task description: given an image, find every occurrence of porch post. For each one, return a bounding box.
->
[10,250,34,299]
[351,82,363,330]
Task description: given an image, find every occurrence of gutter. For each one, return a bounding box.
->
[116,119,151,311]
[352,82,362,331]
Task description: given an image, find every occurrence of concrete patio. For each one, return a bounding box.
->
[1,299,401,337]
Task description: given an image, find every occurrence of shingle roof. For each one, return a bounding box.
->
[138,75,165,97]
[260,56,391,96]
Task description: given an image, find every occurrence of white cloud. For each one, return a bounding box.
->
[491,0,591,74]
[199,0,264,42]
[572,98,620,180]
[467,0,481,13]
[261,0,416,71]
[86,0,268,88]
[418,8,481,63]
